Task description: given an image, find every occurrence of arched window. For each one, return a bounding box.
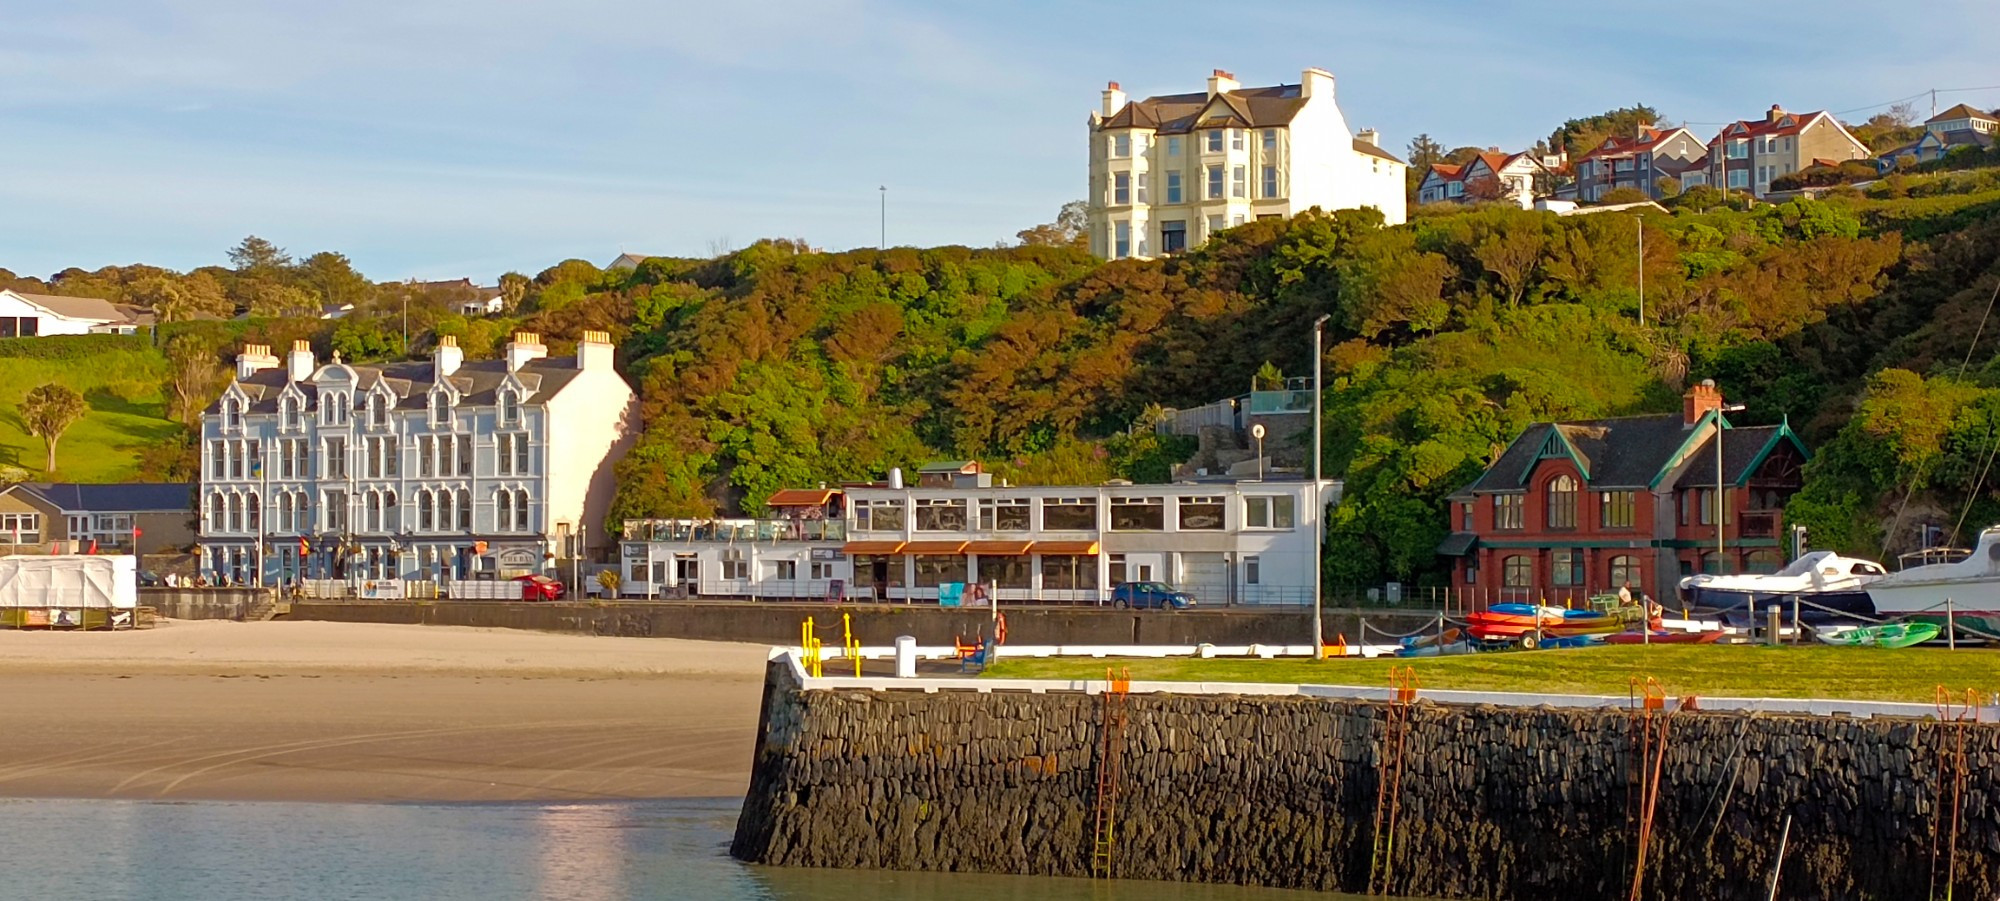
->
[281,396,300,430]
[1744,549,1781,574]
[497,388,518,426]
[369,394,386,428]
[364,491,380,532]
[457,489,472,530]
[497,490,515,532]
[210,494,226,533]
[293,491,310,532]
[1701,551,1731,575]
[245,494,260,532]
[430,391,451,427]
[419,490,435,532]
[1547,475,1578,529]
[227,494,243,532]
[383,490,398,532]
[1609,555,1641,592]
[1503,555,1533,588]
[513,490,530,532]
[222,398,241,430]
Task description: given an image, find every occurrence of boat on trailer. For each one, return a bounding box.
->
[1861,526,2000,637]
[1678,550,1886,626]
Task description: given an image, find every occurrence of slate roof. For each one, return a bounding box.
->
[1461,413,1706,493]
[11,482,194,513]
[4,290,126,323]
[1437,532,1479,556]
[1672,425,1794,488]
[1101,84,1308,135]
[1353,139,1406,164]
[212,355,586,415]
[1928,103,1998,125]
[1577,126,1695,161]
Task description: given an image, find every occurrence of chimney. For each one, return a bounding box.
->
[1207,68,1239,98]
[285,340,315,382]
[1299,67,1333,100]
[505,331,546,372]
[433,334,463,378]
[577,330,613,371]
[1101,80,1126,117]
[1356,129,1379,148]
[1766,104,1787,124]
[1683,378,1723,426]
[236,343,278,381]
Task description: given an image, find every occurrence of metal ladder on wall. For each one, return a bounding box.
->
[1090,668,1131,879]
[1368,667,1419,897]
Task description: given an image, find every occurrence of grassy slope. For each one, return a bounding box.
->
[982,644,2000,703]
[0,347,178,482]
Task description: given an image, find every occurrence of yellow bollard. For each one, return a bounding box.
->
[842,612,861,677]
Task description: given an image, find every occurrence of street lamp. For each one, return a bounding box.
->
[1633,214,1645,325]
[1714,393,1748,572]
[1251,422,1266,482]
[1312,313,1329,658]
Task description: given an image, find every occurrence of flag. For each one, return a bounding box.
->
[298,537,310,555]
[87,539,98,555]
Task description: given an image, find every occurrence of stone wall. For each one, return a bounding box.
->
[140,588,273,621]
[288,600,1432,647]
[731,661,2000,899]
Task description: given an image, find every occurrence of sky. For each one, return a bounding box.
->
[3,0,1997,282]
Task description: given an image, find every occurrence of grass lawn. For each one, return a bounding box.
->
[982,644,2000,703]
[0,348,178,481]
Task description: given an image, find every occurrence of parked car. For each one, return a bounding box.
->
[137,570,163,588]
[513,573,566,601]
[1110,581,1195,610]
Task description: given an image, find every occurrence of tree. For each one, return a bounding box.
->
[129,272,230,322]
[1463,175,1519,204]
[164,335,222,426]
[238,279,318,317]
[1548,105,1661,157]
[1596,187,1651,205]
[498,272,532,312]
[1405,134,1446,170]
[1017,200,1090,249]
[227,235,291,277]
[19,384,86,474]
[294,251,374,312]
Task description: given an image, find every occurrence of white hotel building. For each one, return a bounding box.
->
[1086,67,1406,260]
[198,334,637,585]
[619,465,1337,606]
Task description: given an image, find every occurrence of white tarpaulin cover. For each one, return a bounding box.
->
[0,555,137,610]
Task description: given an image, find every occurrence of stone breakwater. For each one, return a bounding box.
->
[730,662,2000,900]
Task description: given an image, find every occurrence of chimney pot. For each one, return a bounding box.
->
[1107,80,1119,90]
[505,331,548,372]
[1683,380,1724,426]
[285,341,315,382]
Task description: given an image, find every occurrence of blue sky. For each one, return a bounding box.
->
[2,0,1996,282]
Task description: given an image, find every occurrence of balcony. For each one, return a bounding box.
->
[1740,510,1779,540]
[622,518,846,543]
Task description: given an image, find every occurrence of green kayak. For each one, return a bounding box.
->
[1813,622,1942,648]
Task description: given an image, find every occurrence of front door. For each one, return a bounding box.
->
[676,556,700,595]
[1161,221,1187,254]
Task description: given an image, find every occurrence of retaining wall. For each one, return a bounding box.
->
[140,588,273,621]
[286,600,1432,647]
[730,660,2000,900]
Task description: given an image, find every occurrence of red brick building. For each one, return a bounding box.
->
[1438,381,1808,603]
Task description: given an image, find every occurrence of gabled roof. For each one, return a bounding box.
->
[765,488,840,507]
[1708,109,1864,153]
[1354,139,1406,164]
[212,355,586,415]
[1463,413,1708,492]
[1577,126,1695,161]
[1,290,126,323]
[10,482,194,513]
[1927,103,1998,125]
[1672,423,1810,488]
[1425,163,1465,183]
[1099,83,1308,135]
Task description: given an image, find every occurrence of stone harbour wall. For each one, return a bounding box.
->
[730,661,2000,900]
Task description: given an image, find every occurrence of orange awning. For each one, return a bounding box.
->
[841,540,906,555]
[902,539,969,555]
[766,487,838,507]
[966,539,1033,555]
[1032,540,1100,555]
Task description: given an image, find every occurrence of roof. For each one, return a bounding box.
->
[1354,138,1406,164]
[2,290,126,323]
[1577,126,1693,161]
[765,488,839,507]
[1436,532,1479,556]
[1708,109,1862,151]
[919,460,978,473]
[608,253,654,268]
[1927,103,1998,125]
[1672,425,1809,488]
[212,354,588,415]
[1464,413,1703,492]
[10,482,194,513]
[1424,163,1466,184]
[1100,83,1309,135]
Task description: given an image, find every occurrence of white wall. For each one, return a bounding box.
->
[543,353,639,556]
[0,291,107,337]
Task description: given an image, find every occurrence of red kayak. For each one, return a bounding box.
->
[1603,630,1723,645]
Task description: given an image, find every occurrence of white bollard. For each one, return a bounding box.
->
[894,635,917,678]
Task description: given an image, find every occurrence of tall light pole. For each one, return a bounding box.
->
[879,186,887,250]
[1634,214,1645,325]
[1312,314,1329,657]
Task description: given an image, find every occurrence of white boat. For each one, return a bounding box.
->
[1864,526,2000,620]
[1678,550,1886,623]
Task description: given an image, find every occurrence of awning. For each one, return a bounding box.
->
[902,539,969,555]
[841,540,906,555]
[1436,532,1480,556]
[765,487,838,507]
[1033,540,1100,555]
[966,539,1033,555]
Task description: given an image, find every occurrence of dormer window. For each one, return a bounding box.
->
[320,391,348,426]
[281,396,300,431]
[369,394,387,428]
[221,398,241,430]
[430,391,451,427]
[498,389,519,426]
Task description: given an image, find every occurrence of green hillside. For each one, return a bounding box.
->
[0,336,180,482]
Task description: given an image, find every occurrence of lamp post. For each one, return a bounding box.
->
[1251,423,1266,482]
[1634,214,1645,325]
[1715,396,1748,572]
[1312,313,1329,657]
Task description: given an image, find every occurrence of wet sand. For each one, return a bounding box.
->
[0,621,771,802]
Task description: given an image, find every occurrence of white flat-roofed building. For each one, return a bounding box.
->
[621,467,1341,606]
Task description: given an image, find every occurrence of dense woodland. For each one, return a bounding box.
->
[7,155,2000,589]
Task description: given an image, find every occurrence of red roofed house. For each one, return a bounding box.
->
[1437,381,1810,604]
[1416,163,1466,204]
[1418,151,1550,208]
[1572,125,1704,202]
[1701,105,1869,198]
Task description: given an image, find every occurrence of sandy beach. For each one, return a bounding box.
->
[0,621,772,803]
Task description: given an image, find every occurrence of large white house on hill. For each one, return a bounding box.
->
[1086,67,1406,260]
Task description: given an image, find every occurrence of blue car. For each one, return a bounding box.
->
[1111,581,1195,610]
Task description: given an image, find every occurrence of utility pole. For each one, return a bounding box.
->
[1635,214,1645,325]
[879,186,887,250]
[1312,314,1329,657]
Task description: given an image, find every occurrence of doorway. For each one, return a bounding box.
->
[675,555,700,596]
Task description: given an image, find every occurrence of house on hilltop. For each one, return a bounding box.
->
[1698,105,1869,198]
[1086,67,1407,260]
[1437,381,1809,603]
[1572,125,1704,201]
[0,289,144,336]
[1879,105,1999,168]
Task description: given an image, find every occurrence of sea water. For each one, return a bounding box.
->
[0,798,1383,901]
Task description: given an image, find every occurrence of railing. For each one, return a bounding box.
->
[1156,399,1240,437]
[621,519,847,542]
[1246,389,1313,415]
[1741,510,1780,539]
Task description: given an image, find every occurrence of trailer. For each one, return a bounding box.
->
[0,555,139,630]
